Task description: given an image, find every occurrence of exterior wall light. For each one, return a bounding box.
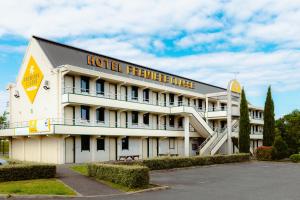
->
[43,80,50,90]
[14,90,20,98]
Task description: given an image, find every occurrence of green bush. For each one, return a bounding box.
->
[0,164,56,182]
[290,154,300,163]
[256,146,273,161]
[88,163,149,188]
[113,153,250,170]
[272,133,288,160]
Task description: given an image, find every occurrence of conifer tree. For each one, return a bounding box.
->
[263,86,275,146]
[239,88,250,153]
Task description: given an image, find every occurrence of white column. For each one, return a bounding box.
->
[58,136,65,164]
[227,86,233,154]
[22,137,26,161]
[91,136,96,162]
[9,137,12,159]
[205,96,209,122]
[184,116,190,156]
[117,111,121,127]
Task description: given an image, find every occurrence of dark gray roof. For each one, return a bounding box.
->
[34,36,226,94]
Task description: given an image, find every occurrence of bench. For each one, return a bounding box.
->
[158,153,179,157]
[119,155,140,161]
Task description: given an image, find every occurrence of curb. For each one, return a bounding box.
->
[126,184,169,195]
[0,184,168,199]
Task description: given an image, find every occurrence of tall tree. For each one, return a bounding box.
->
[239,88,250,153]
[276,110,300,155]
[263,86,275,146]
[0,111,8,129]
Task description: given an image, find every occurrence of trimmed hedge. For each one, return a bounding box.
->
[256,146,273,161]
[0,164,56,182]
[88,163,149,188]
[290,154,300,163]
[140,153,250,170]
[107,153,250,170]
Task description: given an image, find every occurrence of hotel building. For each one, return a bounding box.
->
[0,36,264,164]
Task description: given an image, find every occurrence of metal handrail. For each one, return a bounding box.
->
[3,118,187,131]
[63,87,212,112]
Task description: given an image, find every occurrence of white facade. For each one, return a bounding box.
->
[0,36,264,164]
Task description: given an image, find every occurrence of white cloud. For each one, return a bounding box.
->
[0,0,300,115]
[68,36,300,97]
[0,45,26,53]
[175,32,224,48]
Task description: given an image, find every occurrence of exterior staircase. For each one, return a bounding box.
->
[199,120,239,156]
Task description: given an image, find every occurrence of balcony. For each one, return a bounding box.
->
[250,116,264,125]
[62,87,171,113]
[0,118,201,138]
[207,106,227,119]
[231,132,263,140]
[62,87,209,114]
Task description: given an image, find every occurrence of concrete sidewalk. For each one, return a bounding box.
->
[56,165,122,196]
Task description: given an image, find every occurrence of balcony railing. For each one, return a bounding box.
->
[207,106,227,112]
[250,116,263,120]
[63,87,206,112]
[2,118,189,131]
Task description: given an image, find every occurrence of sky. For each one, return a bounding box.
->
[0,0,300,118]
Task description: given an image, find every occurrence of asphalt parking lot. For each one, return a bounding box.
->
[5,161,300,200]
[144,161,300,200]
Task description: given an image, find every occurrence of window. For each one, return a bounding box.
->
[169,115,175,127]
[221,121,226,129]
[122,137,129,150]
[178,117,183,127]
[97,138,105,151]
[81,135,90,151]
[132,111,139,124]
[198,99,203,110]
[163,94,166,106]
[96,107,105,122]
[221,103,226,111]
[169,93,174,105]
[178,96,183,106]
[169,138,175,149]
[192,143,198,151]
[187,98,190,106]
[81,76,90,93]
[81,106,90,120]
[143,89,149,102]
[143,113,149,125]
[96,79,105,95]
[131,86,138,100]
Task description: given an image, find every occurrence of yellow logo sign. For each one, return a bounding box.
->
[29,120,37,133]
[22,56,44,103]
[230,80,242,93]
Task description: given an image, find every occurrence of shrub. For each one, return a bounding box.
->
[256,146,273,161]
[113,153,250,170]
[88,163,149,188]
[0,164,56,182]
[290,154,300,163]
[272,133,288,160]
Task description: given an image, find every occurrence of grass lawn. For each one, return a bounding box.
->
[70,165,88,176]
[70,165,158,192]
[0,179,76,196]
[98,180,157,192]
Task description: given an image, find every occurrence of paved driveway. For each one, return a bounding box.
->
[5,161,300,200]
[112,161,300,200]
